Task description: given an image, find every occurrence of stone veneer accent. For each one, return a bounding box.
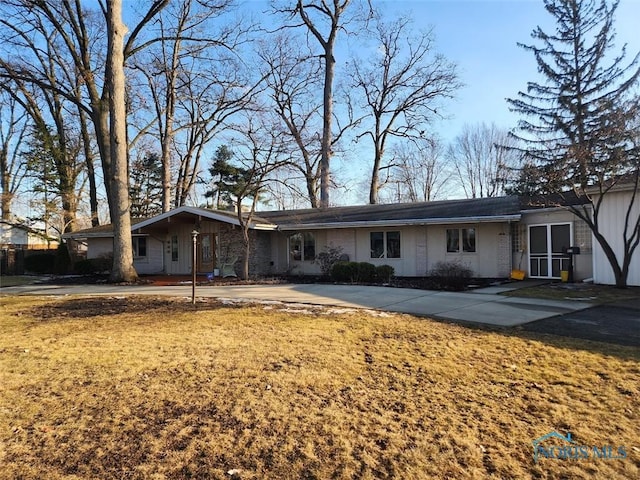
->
[218,224,273,276]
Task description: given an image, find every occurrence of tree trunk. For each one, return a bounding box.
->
[0,169,11,221]
[79,108,100,226]
[319,50,335,208]
[106,0,137,283]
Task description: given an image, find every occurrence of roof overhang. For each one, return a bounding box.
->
[62,206,278,240]
[275,214,522,231]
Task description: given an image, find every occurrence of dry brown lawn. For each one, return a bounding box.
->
[0,295,638,480]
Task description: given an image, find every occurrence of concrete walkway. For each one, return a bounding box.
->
[0,282,593,327]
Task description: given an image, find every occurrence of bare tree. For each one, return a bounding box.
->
[381,137,450,203]
[349,15,459,204]
[130,0,250,212]
[258,32,323,207]
[0,93,30,221]
[105,0,136,282]
[275,0,368,208]
[226,114,291,279]
[0,0,173,280]
[448,123,519,199]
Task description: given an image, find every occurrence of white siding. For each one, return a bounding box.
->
[0,224,28,245]
[88,238,113,259]
[353,226,419,276]
[134,237,164,274]
[425,223,508,278]
[592,190,640,286]
[326,229,356,261]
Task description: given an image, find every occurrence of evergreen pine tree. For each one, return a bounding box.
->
[508,0,639,192]
[130,152,163,218]
[507,0,640,287]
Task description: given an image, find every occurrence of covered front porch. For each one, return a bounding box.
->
[130,206,275,277]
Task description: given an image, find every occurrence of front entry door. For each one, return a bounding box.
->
[198,233,216,274]
[528,224,571,278]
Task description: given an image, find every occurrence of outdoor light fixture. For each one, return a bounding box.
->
[191,230,199,304]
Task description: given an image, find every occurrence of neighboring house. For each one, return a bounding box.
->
[1,220,60,275]
[0,220,59,250]
[63,194,601,282]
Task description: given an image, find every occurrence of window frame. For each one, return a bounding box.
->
[132,236,147,259]
[289,232,316,262]
[446,227,477,254]
[370,231,402,259]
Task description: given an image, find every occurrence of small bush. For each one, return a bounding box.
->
[330,261,356,283]
[73,254,112,275]
[375,265,395,284]
[92,254,113,273]
[24,253,56,274]
[355,262,376,283]
[330,261,377,284]
[428,260,473,291]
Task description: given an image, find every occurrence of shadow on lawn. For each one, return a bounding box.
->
[27,296,228,320]
[432,315,640,363]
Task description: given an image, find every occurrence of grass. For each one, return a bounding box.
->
[503,282,640,304]
[0,295,638,479]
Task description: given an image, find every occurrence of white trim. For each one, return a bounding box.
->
[131,206,278,231]
[62,206,278,240]
[527,222,573,279]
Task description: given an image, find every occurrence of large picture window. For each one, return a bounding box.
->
[370,231,401,259]
[446,228,476,253]
[290,232,316,261]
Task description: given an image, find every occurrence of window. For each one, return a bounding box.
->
[446,228,476,253]
[171,235,179,261]
[202,234,212,263]
[370,231,401,259]
[290,232,315,261]
[446,229,459,253]
[133,237,147,258]
[462,228,476,252]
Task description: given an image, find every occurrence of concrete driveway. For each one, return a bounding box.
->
[0,282,593,328]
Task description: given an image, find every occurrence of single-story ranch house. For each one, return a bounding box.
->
[62,189,640,286]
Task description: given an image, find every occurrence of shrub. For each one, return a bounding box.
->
[54,243,71,274]
[330,261,356,283]
[355,262,376,283]
[74,259,96,275]
[315,244,345,278]
[24,253,56,274]
[92,254,113,273]
[330,261,377,284]
[375,265,395,284]
[428,260,473,291]
[73,254,112,275]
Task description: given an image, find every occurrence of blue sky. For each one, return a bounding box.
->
[374,0,640,142]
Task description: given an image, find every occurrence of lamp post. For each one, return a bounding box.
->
[191,229,199,304]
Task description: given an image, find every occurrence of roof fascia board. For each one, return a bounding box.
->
[276,214,521,231]
[520,205,590,214]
